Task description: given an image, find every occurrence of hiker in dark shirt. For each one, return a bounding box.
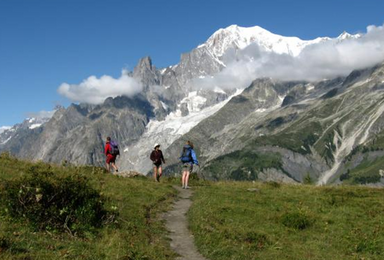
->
[105,136,119,173]
[150,143,165,182]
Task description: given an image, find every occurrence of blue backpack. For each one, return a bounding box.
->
[180,146,192,163]
[110,140,120,156]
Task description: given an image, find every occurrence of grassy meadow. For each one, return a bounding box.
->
[1,153,384,260]
[0,153,177,260]
[189,182,384,260]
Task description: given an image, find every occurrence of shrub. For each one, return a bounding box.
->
[0,166,117,236]
[340,169,350,181]
[281,212,312,230]
[265,181,281,188]
[303,173,313,184]
[0,235,10,253]
[351,174,381,184]
[0,151,11,159]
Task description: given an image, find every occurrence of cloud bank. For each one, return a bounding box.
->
[58,24,384,104]
[26,110,56,120]
[193,24,384,90]
[58,71,142,104]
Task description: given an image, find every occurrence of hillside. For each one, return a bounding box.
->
[0,153,177,260]
[164,63,384,185]
[1,155,384,259]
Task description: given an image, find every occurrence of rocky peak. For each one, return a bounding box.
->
[135,56,153,71]
[133,56,160,87]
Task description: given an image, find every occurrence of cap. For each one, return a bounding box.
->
[154,143,160,148]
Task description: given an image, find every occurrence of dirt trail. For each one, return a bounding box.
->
[164,186,208,260]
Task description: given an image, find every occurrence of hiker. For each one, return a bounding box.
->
[150,143,165,182]
[104,136,119,173]
[180,141,198,189]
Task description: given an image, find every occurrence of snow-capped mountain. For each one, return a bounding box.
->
[0,126,11,135]
[0,117,52,146]
[200,25,323,58]
[0,24,381,186]
[198,25,359,62]
[162,62,384,185]
[337,31,361,41]
[119,89,244,173]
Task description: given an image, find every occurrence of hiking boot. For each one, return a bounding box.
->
[185,186,190,189]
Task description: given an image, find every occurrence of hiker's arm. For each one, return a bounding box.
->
[150,151,155,161]
[191,150,198,165]
[161,151,165,164]
[104,144,109,156]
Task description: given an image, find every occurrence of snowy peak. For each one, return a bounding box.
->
[337,31,361,40]
[26,117,46,129]
[199,24,328,58]
[203,25,272,54]
[0,115,54,146]
[0,126,11,135]
[198,25,362,61]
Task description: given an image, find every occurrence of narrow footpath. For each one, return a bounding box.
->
[164,186,208,260]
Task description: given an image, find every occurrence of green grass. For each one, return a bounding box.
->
[203,150,283,181]
[342,156,383,184]
[251,121,322,156]
[189,182,384,260]
[369,132,384,150]
[2,152,384,259]
[0,153,178,260]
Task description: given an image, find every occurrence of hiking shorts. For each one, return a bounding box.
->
[153,162,162,169]
[106,154,116,164]
[182,163,192,172]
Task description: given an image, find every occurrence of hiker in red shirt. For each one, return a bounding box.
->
[105,136,119,173]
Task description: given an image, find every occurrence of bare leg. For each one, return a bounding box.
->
[106,163,110,172]
[158,166,162,180]
[181,171,187,187]
[111,162,118,172]
[185,171,190,188]
[153,166,158,181]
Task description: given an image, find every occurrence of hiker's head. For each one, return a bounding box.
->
[106,137,111,142]
[186,140,194,149]
[154,144,160,150]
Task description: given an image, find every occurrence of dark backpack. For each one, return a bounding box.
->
[180,147,192,163]
[109,141,120,156]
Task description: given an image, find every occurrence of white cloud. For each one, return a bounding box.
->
[26,110,56,120]
[58,71,142,104]
[192,24,384,90]
[57,24,384,102]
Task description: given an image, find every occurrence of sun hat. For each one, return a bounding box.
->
[154,143,160,149]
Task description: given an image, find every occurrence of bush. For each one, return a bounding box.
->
[303,173,313,184]
[351,174,381,184]
[281,212,312,230]
[0,165,117,236]
[0,235,10,253]
[265,181,281,188]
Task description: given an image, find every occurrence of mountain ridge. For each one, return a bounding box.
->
[1,25,382,185]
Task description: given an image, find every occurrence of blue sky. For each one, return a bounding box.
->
[0,0,383,126]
